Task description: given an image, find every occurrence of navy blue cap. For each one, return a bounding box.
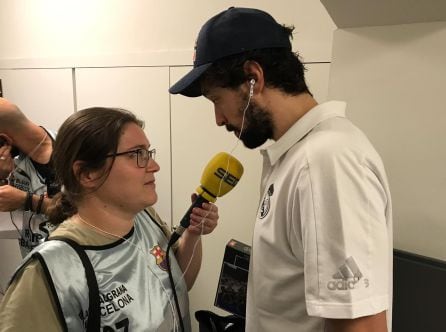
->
[169,7,291,97]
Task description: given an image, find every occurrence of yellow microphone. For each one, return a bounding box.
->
[169,152,244,246]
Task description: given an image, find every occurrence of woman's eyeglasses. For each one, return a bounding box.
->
[106,148,156,168]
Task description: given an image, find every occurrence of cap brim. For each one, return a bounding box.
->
[169,63,212,97]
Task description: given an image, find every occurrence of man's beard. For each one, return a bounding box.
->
[226,100,274,149]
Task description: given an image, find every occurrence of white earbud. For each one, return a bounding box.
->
[249,79,255,97]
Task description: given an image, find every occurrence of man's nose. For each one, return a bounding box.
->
[214,109,226,127]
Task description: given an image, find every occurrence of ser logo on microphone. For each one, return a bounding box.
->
[214,167,239,187]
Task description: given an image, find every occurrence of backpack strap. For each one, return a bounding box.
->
[50,237,100,332]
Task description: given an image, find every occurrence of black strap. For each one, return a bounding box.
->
[51,237,100,331]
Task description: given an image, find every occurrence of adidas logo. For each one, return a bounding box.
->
[327,257,363,291]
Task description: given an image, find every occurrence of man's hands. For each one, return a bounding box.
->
[0,140,30,212]
[0,144,14,180]
[0,185,26,212]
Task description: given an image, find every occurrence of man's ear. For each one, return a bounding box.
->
[243,60,264,93]
[0,133,13,145]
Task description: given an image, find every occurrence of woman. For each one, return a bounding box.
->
[0,107,219,331]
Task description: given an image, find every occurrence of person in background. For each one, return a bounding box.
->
[0,97,58,256]
[169,7,393,332]
[0,107,218,331]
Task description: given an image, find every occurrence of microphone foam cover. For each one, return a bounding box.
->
[196,152,244,202]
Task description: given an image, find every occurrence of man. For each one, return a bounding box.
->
[0,97,59,256]
[169,7,393,332]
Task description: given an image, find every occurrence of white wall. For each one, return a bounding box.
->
[0,68,75,126]
[0,0,334,67]
[0,0,336,326]
[328,21,446,260]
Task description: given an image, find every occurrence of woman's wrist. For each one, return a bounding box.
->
[183,228,202,239]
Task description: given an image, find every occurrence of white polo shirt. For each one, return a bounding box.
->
[246,101,393,332]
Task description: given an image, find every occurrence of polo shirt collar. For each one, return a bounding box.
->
[261,101,347,166]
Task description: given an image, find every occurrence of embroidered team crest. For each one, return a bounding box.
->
[150,245,168,271]
[259,184,274,219]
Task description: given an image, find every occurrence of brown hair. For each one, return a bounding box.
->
[46,107,144,224]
